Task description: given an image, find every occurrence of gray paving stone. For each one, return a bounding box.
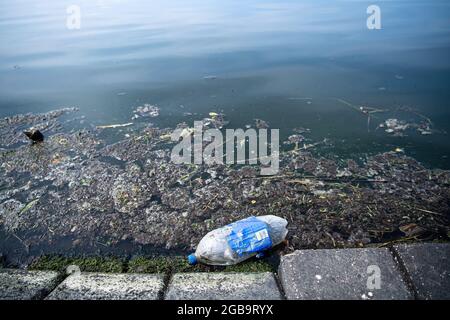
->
[165,272,282,300]
[0,268,60,300]
[46,272,164,300]
[393,243,450,300]
[279,248,411,300]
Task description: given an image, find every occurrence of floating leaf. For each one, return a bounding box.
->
[19,199,39,215]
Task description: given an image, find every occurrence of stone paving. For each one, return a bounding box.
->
[0,243,449,300]
[278,248,411,300]
[165,272,282,300]
[392,243,450,300]
[0,269,60,300]
[46,272,165,300]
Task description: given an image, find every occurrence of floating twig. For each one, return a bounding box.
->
[96,123,133,129]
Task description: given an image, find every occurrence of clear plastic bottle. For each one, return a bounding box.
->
[187,215,288,266]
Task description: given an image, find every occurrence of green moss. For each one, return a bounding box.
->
[223,260,274,273]
[127,256,208,273]
[171,257,211,273]
[30,255,275,274]
[29,255,125,273]
[128,256,274,273]
[127,256,173,274]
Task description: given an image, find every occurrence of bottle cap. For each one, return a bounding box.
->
[187,254,197,265]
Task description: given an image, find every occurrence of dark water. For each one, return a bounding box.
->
[1,0,450,168]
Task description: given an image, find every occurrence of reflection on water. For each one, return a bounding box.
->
[0,0,449,169]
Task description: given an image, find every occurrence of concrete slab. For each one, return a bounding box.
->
[165,272,282,300]
[393,243,450,300]
[0,269,60,300]
[278,248,411,300]
[46,272,165,300]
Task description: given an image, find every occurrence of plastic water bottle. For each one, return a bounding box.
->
[187,215,288,266]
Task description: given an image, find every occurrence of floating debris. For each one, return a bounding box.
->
[202,113,228,129]
[132,104,160,119]
[336,99,440,136]
[0,107,78,148]
[178,127,194,139]
[285,135,305,144]
[293,127,311,134]
[381,118,409,134]
[336,99,387,132]
[254,119,269,129]
[359,106,386,115]
[96,123,133,129]
[379,116,436,136]
[418,128,432,135]
[0,199,24,232]
[0,108,448,265]
[399,223,426,237]
[284,134,305,150]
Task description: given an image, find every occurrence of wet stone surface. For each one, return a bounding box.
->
[278,248,412,300]
[46,272,165,300]
[165,272,282,300]
[0,108,449,265]
[0,268,60,300]
[393,243,450,300]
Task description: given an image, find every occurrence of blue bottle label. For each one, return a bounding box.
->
[226,216,272,256]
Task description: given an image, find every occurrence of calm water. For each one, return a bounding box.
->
[1,0,450,167]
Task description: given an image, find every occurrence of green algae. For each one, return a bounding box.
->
[29,255,125,273]
[29,254,274,274]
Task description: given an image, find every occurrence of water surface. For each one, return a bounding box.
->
[0,0,449,166]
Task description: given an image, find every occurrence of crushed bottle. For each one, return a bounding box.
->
[187,215,288,266]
